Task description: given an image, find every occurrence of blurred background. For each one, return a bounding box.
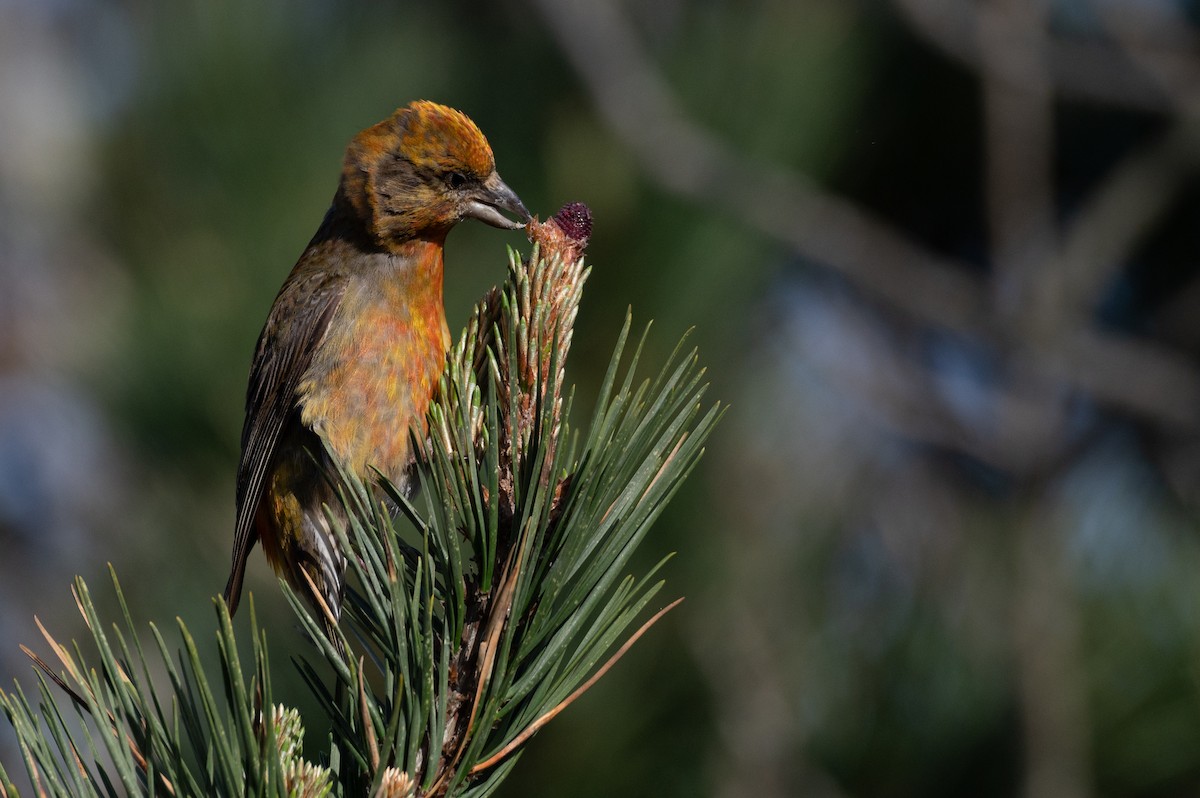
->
[3,0,1200,795]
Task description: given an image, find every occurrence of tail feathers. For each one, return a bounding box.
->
[295,556,348,659]
[302,507,347,620]
[223,569,244,617]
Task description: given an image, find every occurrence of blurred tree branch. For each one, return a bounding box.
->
[893,0,1187,111]
[533,1,1200,795]
[532,0,1200,441]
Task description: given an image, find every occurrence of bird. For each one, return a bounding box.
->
[223,100,531,624]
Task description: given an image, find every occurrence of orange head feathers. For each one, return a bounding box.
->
[339,100,529,247]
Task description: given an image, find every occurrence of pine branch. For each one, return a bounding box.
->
[0,204,721,797]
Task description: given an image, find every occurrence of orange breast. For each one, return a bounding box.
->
[299,245,450,482]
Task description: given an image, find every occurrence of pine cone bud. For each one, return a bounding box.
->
[551,202,592,245]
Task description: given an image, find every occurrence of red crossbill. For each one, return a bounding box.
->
[223,101,530,621]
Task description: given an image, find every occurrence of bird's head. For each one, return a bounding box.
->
[340,101,531,247]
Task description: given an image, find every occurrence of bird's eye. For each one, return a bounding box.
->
[446,171,468,190]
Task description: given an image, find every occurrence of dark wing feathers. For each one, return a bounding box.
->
[224,271,346,613]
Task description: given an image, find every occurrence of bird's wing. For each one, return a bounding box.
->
[224,269,346,613]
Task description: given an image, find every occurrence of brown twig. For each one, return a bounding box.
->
[469,597,685,775]
[24,620,176,796]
